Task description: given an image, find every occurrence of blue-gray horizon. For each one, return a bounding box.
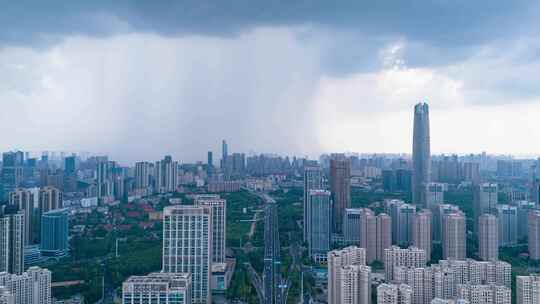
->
[1,1,540,163]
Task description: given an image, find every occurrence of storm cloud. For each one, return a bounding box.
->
[1,1,540,163]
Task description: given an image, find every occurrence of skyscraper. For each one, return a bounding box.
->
[336,265,371,304]
[376,213,393,262]
[195,196,226,264]
[207,151,213,177]
[0,209,24,275]
[122,272,192,304]
[433,204,461,243]
[1,152,24,201]
[397,204,416,247]
[343,208,362,245]
[426,183,445,210]
[303,165,323,242]
[306,190,332,261]
[384,246,427,282]
[64,155,76,175]
[40,209,69,257]
[162,205,212,304]
[0,266,51,304]
[412,209,432,260]
[479,214,498,261]
[528,210,540,260]
[412,102,431,207]
[343,209,391,263]
[516,274,540,304]
[330,156,351,234]
[516,201,536,240]
[442,211,466,260]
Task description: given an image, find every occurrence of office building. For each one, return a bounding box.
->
[397,204,417,247]
[456,284,511,304]
[330,157,351,234]
[426,183,445,210]
[327,247,366,304]
[8,189,36,246]
[494,205,518,247]
[516,274,540,304]
[0,209,24,275]
[195,196,226,264]
[377,283,412,304]
[134,162,151,190]
[1,152,24,201]
[162,205,212,304]
[306,190,332,260]
[303,165,323,242]
[96,159,114,199]
[473,183,498,231]
[412,102,431,208]
[412,209,432,260]
[39,209,69,257]
[0,266,51,304]
[207,151,213,177]
[155,156,178,194]
[343,208,363,245]
[479,214,498,261]
[64,156,76,175]
[122,272,192,304]
[384,246,427,282]
[528,210,540,260]
[442,211,466,260]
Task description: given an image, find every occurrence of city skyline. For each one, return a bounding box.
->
[3,3,540,162]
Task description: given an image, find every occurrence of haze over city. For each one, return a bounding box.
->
[3,2,540,162]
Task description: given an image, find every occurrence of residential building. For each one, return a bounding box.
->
[122,272,192,304]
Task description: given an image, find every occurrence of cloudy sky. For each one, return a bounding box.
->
[2,1,540,163]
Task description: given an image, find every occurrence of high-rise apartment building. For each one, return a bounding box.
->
[0,209,24,275]
[327,247,366,304]
[306,190,331,260]
[438,259,511,288]
[303,165,323,242]
[433,204,461,243]
[155,156,178,194]
[134,162,151,190]
[0,266,51,304]
[494,205,518,247]
[479,214,498,261]
[8,189,36,246]
[330,156,351,234]
[397,204,417,247]
[38,187,63,214]
[377,283,413,304]
[377,213,393,262]
[528,210,540,260]
[384,246,427,282]
[516,274,540,304]
[162,205,212,304]
[195,196,225,264]
[412,209,432,260]
[473,183,498,231]
[516,201,536,240]
[343,209,392,263]
[456,284,511,304]
[122,272,192,304]
[40,209,69,257]
[442,211,466,260]
[412,102,431,208]
[337,265,371,304]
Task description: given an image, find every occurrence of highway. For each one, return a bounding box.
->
[261,194,285,304]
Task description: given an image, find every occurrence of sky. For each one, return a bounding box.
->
[2,1,540,163]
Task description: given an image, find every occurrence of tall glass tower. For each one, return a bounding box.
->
[412,102,431,207]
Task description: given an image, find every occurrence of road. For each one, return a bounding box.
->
[261,194,285,304]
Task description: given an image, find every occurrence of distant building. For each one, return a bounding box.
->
[327,247,366,304]
[155,156,178,193]
[8,189,37,246]
[207,181,241,193]
[479,214,498,261]
[433,204,461,243]
[473,183,498,232]
[134,162,151,190]
[456,284,511,304]
[384,246,427,282]
[39,209,69,257]
[122,272,192,304]
[425,183,445,210]
[515,201,536,240]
